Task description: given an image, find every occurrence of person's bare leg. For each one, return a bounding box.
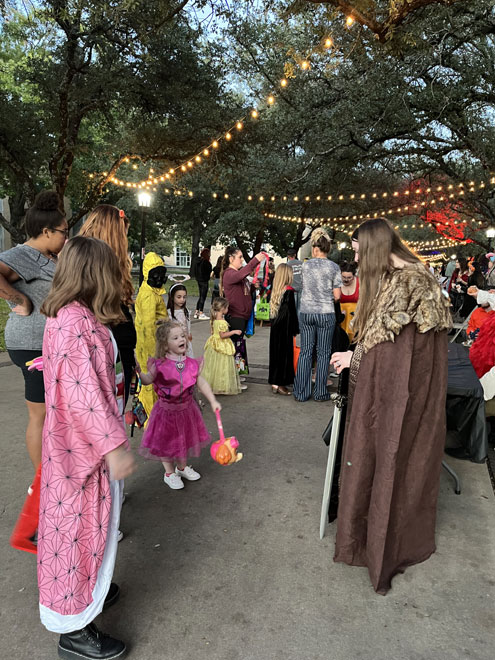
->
[25,401,45,471]
[176,459,187,470]
[162,460,175,474]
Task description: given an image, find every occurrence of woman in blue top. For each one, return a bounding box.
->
[0,191,67,473]
[294,228,342,402]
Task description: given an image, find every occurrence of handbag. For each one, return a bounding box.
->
[245,303,255,337]
[293,336,300,373]
[234,337,249,375]
[124,376,148,435]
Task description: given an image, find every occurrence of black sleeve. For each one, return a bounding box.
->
[287,290,299,336]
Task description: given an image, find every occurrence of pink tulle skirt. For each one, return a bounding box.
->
[140,397,211,461]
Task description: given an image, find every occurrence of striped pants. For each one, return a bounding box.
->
[294,313,336,401]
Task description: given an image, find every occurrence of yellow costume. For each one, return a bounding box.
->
[202,320,241,395]
[136,253,168,418]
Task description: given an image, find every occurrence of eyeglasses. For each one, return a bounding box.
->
[51,228,69,237]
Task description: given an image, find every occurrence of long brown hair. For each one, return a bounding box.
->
[79,204,134,305]
[270,263,293,318]
[41,236,125,325]
[219,246,241,296]
[351,218,419,342]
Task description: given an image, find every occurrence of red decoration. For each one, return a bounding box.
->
[425,207,473,243]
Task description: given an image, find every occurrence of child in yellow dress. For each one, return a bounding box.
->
[202,297,242,395]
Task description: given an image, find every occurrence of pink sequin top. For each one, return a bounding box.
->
[150,356,200,404]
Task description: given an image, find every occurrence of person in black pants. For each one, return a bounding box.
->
[194,248,212,320]
[79,204,137,407]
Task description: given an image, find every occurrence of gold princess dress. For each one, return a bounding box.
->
[201,320,241,395]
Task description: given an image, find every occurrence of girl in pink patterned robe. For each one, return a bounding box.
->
[39,236,135,660]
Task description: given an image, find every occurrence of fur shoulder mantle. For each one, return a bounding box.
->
[361,263,452,353]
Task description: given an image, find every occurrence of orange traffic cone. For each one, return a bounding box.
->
[10,464,40,554]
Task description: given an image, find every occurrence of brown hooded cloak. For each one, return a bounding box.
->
[334,263,451,594]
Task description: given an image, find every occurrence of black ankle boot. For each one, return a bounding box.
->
[103,582,120,610]
[58,623,126,659]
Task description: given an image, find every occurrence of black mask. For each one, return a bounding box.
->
[147,265,167,288]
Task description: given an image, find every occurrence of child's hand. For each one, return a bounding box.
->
[146,357,157,379]
[134,358,142,374]
[232,329,243,336]
[106,446,136,481]
[211,399,222,412]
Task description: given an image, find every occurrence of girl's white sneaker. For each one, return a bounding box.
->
[176,465,201,481]
[164,472,185,489]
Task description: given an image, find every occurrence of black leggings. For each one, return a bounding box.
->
[196,281,209,312]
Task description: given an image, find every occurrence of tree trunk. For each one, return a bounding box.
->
[0,188,29,244]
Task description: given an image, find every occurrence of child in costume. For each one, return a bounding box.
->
[167,283,194,357]
[135,252,168,419]
[202,297,242,395]
[38,236,135,660]
[268,264,299,395]
[137,320,220,490]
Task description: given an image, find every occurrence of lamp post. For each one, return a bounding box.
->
[338,241,347,262]
[137,191,152,284]
[486,227,495,252]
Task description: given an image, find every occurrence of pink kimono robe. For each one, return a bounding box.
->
[38,301,128,632]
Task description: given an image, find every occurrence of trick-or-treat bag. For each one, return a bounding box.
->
[245,303,255,337]
[234,337,249,375]
[255,295,270,321]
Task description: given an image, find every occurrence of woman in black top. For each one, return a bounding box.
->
[211,256,223,304]
[79,205,137,405]
[194,248,212,320]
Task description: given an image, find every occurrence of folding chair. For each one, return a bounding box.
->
[450,307,475,344]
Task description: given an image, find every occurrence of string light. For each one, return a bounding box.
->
[268,95,275,105]
[346,16,355,27]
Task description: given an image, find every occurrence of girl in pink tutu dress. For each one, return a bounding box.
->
[137,320,221,490]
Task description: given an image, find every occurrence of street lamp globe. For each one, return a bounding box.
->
[450,254,456,260]
[486,227,495,239]
[137,191,152,208]
[338,242,347,250]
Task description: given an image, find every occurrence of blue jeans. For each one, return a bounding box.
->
[294,313,336,401]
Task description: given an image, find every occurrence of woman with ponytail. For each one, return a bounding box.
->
[0,190,67,473]
[293,228,342,402]
[220,246,264,383]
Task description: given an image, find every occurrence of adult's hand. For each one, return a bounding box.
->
[255,252,265,262]
[330,351,353,374]
[106,445,136,481]
[12,294,33,316]
[467,286,479,298]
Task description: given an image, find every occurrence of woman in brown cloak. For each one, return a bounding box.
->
[330,218,451,595]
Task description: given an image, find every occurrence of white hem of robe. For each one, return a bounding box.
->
[39,479,123,633]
